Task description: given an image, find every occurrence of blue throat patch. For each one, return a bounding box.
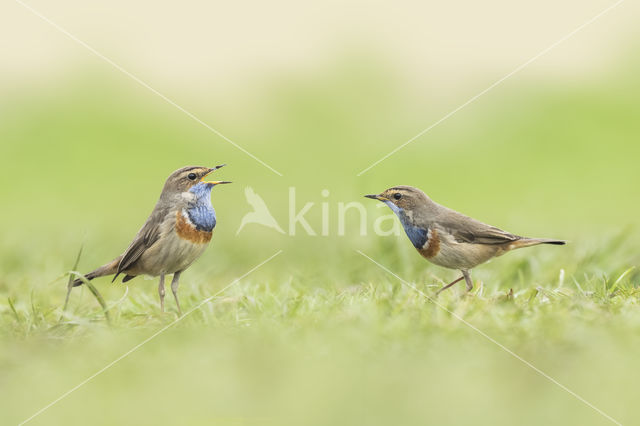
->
[187,182,217,232]
[384,201,428,249]
[404,223,428,249]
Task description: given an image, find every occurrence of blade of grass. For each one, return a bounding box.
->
[80,277,111,324]
[60,243,112,324]
[7,297,22,323]
[609,266,636,295]
[61,244,84,316]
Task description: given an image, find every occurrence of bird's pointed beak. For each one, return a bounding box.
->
[202,164,232,185]
[364,194,387,201]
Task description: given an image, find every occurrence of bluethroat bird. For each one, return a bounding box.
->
[72,165,231,314]
[365,186,565,294]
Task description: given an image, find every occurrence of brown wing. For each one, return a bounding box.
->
[113,203,170,281]
[437,210,520,245]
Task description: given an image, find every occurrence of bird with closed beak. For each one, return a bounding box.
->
[365,186,565,294]
[71,165,231,314]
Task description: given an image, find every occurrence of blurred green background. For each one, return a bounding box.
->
[2,54,639,284]
[1,1,639,425]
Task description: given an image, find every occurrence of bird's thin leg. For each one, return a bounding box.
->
[158,274,166,313]
[462,270,473,291]
[171,271,182,316]
[436,275,465,295]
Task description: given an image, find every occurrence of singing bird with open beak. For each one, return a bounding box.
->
[71,165,231,314]
[365,186,565,294]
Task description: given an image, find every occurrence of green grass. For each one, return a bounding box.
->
[2,234,639,425]
[1,57,640,425]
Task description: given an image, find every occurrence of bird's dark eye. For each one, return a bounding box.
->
[393,193,402,200]
[187,173,197,181]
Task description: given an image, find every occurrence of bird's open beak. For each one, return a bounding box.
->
[364,194,387,201]
[202,164,232,185]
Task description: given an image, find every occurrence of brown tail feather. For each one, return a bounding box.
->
[510,238,566,250]
[72,257,121,287]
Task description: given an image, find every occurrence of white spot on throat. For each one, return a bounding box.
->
[421,228,433,250]
[181,208,194,226]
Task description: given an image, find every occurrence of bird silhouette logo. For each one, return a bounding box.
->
[236,187,285,235]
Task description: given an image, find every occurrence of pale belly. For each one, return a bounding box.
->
[133,232,210,276]
[425,242,500,270]
[417,227,503,270]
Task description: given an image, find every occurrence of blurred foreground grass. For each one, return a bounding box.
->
[1,57,639,425]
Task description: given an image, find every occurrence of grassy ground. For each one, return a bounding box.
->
[2,234,639,425]
[1,59,639,425]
